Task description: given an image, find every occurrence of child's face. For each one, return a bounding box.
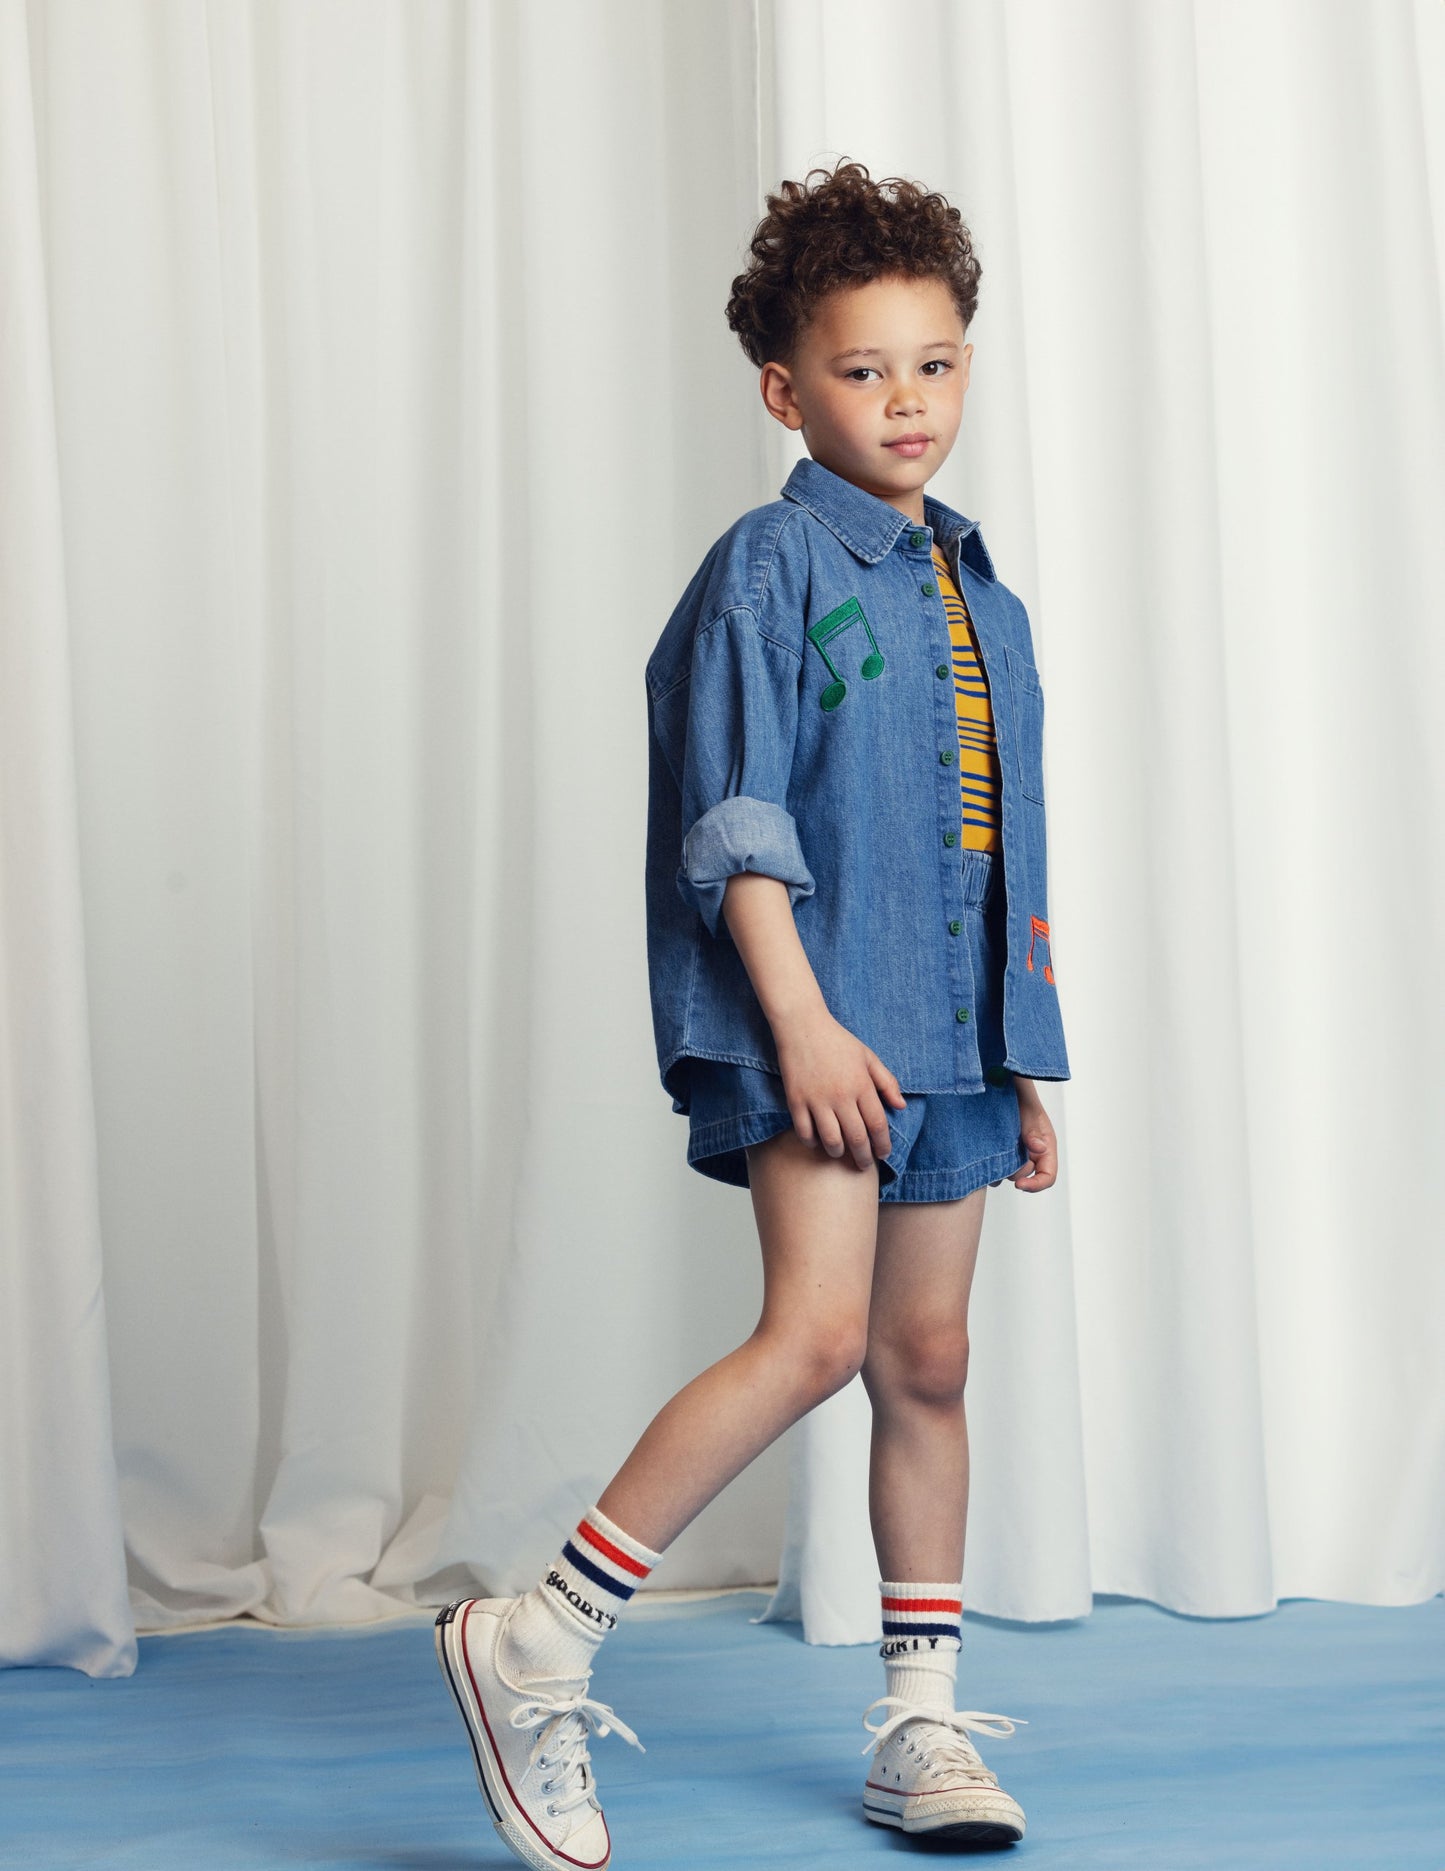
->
[759,274,970,517]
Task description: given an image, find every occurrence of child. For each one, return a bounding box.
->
[435,157,1071,1868]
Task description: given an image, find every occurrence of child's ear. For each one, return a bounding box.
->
[759,362,804,431]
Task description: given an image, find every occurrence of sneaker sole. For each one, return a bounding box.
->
[864,1785,1026,1843]
[434,1599,611,1871]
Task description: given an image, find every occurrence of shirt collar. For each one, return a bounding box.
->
[780,455,997,582]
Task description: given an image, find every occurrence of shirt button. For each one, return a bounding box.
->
[935,663,949,679]
[949,919,962,935]
[943,829,957,847]
[955,1007,970,1023]
[909,530,927,549]
[921,580,937,596]
[985,1064,1010,1085]
[939,749,955,765]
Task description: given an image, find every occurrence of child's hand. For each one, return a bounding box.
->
[1009,1085,1058,1191]
[772,1009,907,1171]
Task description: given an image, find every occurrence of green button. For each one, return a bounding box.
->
[955,1007,970,1023]
[939,749,955,765]
[943,829,957,847]
[910,530,927,549]
[985,1064,1011,1086]
[921,580,937,596]
[948,919,962,935]
[935,663,949,679]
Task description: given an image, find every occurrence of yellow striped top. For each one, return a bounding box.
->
[933,541,1002,852]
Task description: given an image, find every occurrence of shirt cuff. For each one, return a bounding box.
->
[676,795,816,939]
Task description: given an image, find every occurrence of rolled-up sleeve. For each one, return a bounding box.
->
[670,606,815,940]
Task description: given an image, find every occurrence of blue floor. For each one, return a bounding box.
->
[4,1591,1442,1868]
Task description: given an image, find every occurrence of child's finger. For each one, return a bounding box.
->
[865,1047,908,1108]
[814,1108,848,1160]
[1012,1128,1057,1189]
[856,1087,896,1163]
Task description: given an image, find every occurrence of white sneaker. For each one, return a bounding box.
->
[434,1596,645,1871]
[860,1695,1028,1843]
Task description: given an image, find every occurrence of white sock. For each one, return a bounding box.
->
[496,1503,664,1690]
[880,1578,963,1710]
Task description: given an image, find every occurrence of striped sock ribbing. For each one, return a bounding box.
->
[497,1504,664,1689]
[879,1579,963,1711]
[546,1508,660,1633]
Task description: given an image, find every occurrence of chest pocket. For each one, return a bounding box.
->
[1004,646,1047,803]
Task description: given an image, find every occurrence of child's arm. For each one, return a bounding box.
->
[721,871,905,1172]
[660,604,904,1171]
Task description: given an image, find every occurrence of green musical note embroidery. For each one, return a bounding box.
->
[805,596,885,711]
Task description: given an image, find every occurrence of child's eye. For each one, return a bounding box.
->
[843,361,953,382]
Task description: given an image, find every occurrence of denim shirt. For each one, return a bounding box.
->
[644,455,1070,1114]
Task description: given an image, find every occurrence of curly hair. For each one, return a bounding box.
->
[725,158,982,371]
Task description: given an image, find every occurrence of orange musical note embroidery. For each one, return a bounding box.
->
[1026,915,1055,984]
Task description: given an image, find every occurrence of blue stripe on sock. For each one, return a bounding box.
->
[882,1619,961,1641]
[562,1540,637,1601]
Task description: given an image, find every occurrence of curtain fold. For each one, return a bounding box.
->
[0,0,135,1675]
[3,0,1441,1678]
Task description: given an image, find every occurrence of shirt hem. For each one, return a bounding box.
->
[660,1045,1070,1112]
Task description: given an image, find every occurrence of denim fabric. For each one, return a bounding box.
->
[684,849,1030,1201]
[644,455,1070,1117]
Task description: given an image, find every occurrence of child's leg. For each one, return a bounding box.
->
[861,1187,984,1575]
[597,1126,882,1546]
[502,1127,883,1684]
[859,1187,986,1705]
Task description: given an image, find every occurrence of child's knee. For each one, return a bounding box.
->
[864,1323,971,1410]
[758,1315,869,1408]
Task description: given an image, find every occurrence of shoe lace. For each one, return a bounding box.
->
[508,1673,646,1820]
[860,1695,1026,1782]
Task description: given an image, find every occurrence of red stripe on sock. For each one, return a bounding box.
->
[881,1596,962,1614]
[577,1519,652,1580]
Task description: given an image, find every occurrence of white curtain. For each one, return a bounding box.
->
[3,0,1441,1681]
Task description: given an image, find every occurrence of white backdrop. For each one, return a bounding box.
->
[3,0,1442,1680]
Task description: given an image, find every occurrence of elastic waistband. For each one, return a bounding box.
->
[958,846,1002,910]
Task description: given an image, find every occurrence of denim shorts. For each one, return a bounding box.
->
[683,848,1030,1203]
